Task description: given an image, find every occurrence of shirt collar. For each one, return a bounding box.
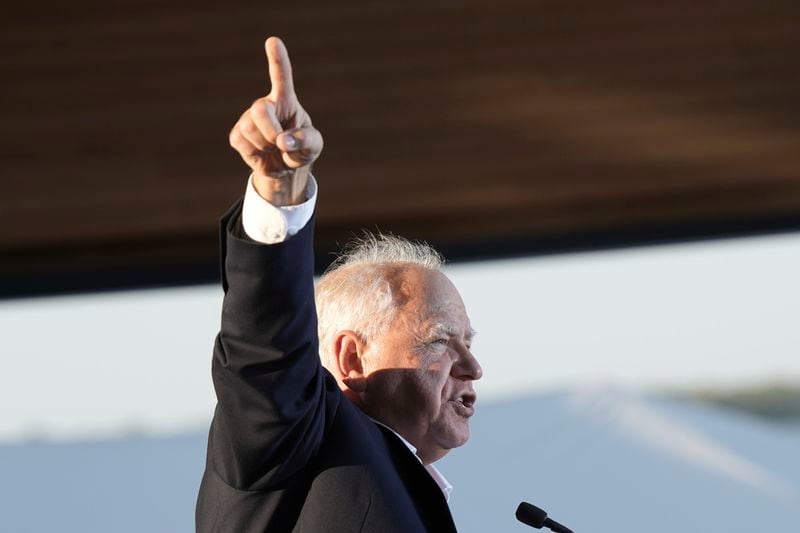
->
[369,418,453,502]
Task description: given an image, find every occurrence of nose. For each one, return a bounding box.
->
[453,347,483,381]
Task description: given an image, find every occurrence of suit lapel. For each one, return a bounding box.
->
[376,424,458,533]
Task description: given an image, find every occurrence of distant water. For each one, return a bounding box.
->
[2,389,799,533]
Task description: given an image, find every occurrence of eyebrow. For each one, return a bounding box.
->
[422,322,477,342]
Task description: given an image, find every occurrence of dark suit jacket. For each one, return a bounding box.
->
[196,201,457,533]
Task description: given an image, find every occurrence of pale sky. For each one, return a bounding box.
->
[1,231,799,442]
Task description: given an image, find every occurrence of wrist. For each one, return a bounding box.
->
[253,166,310,206]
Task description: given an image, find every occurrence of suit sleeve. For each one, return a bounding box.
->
[202,199,337,492]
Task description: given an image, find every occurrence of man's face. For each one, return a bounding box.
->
[361,267,483,464]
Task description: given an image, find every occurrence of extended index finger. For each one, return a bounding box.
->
[265,36,295,99]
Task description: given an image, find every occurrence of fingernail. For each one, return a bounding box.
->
[281,133,297,149]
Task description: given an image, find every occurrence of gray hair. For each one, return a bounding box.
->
[315,232,444,371]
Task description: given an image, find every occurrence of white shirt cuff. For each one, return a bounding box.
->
[241,174,318,244]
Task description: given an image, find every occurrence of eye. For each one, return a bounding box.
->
[432,338,449,346]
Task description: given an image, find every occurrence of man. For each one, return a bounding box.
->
[196,37,483,532]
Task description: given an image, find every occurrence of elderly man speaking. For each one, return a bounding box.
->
[196,37,483,533]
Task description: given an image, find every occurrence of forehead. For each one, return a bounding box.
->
[398,268,472,335]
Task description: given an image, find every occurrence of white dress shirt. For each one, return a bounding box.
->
[369,419,454,503]
[242,174,318,244]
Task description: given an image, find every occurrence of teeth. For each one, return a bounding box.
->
[452,396,476,408]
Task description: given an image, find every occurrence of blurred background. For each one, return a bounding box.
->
[2,1,799,531]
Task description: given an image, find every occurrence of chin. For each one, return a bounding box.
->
[440,426,470,450]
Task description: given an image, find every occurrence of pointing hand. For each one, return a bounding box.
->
[229,37,323,205]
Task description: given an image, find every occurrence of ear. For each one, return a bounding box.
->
[333,330,368,393]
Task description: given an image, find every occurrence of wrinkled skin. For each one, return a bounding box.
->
[358,267,483,464]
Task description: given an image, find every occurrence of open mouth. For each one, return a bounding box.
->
[449,392,477,416]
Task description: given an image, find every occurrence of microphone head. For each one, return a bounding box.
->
[516,502,548,528]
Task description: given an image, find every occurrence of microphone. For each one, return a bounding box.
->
[515,502,574,533]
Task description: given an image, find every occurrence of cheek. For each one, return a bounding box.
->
[403,369,447,412]
[429,365,454,407]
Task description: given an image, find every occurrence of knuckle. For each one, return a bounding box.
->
[252,97,273,116]
[229,127,243,147]
[239,119,259,136]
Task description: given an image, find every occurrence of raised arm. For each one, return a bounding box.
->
[200,37,329,497]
